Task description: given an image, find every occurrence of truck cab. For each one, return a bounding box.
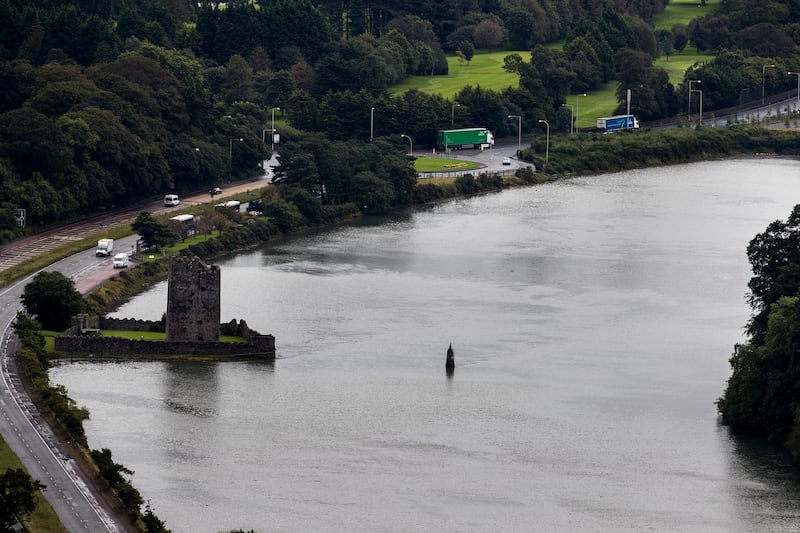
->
[96,238,114,257]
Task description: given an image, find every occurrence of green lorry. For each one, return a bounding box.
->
[436,128,495,151]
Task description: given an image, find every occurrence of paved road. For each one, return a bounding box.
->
[414,137,535,177]
[0,161,275,274]
[0,260,123,532]
[0,164,274,531]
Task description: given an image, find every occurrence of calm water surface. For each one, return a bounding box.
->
[53,159,800,532]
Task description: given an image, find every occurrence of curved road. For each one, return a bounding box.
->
[0,251,131,531]
[0,166,274,531]
[414,137,534,178]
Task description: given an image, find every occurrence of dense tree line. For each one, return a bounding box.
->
[718,205,800,455]
[0,0,800,242]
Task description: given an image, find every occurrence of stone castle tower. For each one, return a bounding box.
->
[166,255,221,342]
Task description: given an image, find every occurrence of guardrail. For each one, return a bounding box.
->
[418,168,520,179]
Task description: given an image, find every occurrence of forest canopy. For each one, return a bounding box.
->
[0,0,800,240]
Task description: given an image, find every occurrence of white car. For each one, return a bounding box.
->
[502,158,511,165]
[113,253,129,268]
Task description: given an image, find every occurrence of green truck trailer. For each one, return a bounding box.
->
[436,128,495,151]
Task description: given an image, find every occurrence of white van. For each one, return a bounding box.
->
[113,253,129,268]
[164,194,180,207]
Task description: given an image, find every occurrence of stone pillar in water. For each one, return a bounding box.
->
[446,343,455,373]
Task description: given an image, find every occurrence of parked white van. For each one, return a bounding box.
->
[164,194,180,207]
[113,253,129,268]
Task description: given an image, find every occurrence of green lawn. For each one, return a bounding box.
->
[568,84,619,128]
[655,51,714,85]
[99,330,247,343]
[653,0,719,30]
[389,51,523,98]
[413,156,480,172]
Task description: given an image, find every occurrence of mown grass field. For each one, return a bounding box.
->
[653,0,720,30]
[389,51,523,98]
[655,51,715,84]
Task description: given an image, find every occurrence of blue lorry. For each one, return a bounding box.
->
[596,115,639,132]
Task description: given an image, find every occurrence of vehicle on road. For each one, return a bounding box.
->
[210,186,222,196]
[95,238,113,257]
[436,128,494,151]
[215,200,241,211]
[596,115,639,132]
[112,252,128,268]
[502,158,511,165]
[164,194,180,207]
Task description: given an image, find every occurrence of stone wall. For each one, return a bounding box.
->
[101,317,165,333]
[58,314,275,359]
[54,334,275,358]
[166,255,220,342]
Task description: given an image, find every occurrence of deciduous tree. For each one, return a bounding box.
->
[473,19,505,50]
[132,212,178,250]
[20,271,86,330]
[0,468,46,531]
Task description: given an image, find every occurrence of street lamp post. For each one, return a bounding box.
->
[575,93,587,131]
[451,102,460,129]
[562,103,574,134]
[370,107,374,141]
[692,89,703,124]
[400,134,413,155]
[789,71,800,109]
[538,119,549,167]
[508,114,521,155]
[228,137,243,178]
[271,107,280,151]
[688,79,701,120]
[762,64,776,105]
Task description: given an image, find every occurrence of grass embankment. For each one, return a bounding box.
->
[0,435,68,532]
[0,224,132,288]
[0,199,239,287]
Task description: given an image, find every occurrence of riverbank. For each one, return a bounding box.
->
[12,124,800,531]
[50,158,800,532]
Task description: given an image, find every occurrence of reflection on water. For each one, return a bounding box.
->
[51,159,800,532]
[722,426,800,527]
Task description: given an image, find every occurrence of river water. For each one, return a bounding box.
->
[52,159,800,532]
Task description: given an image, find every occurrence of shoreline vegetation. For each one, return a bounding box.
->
[10,125,800,532]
